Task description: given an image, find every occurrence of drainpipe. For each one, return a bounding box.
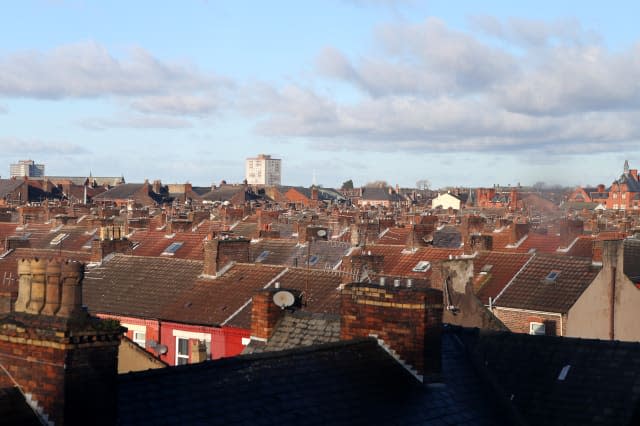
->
[610,266,616,340]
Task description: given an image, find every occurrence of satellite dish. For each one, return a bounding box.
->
[273,290,296,309]
[316,229,327,237]
[156,344,168,355]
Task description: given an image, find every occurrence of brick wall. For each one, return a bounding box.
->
[341,253,385,283]
[0,314,122,425]
[203,237,251,275]
[91,238,132,262]
[492,307,564,336]
[340,283,443,381]
[251,289,300,340]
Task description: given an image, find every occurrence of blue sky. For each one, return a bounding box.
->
[1,0,639,189]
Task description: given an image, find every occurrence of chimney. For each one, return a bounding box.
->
[340,282,443,382]
[559,218,584,249]
[203,236,251,276]
[510,222,529,244]
[0,258,124,426]
[405,223,434,249]
[341,252,385,283]
[91,226,132,262]
[250,288,301,340]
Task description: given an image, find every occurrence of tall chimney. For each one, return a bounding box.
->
[0,258,124,425]
[203,236,251,276]
[340,282,443,382]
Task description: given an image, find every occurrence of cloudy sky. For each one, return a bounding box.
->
[1,0,639,188]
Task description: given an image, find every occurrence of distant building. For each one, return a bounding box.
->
[9,159,45,177]
[245,154,281,186]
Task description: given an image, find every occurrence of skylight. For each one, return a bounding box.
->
[545,271,560,282]
[162,242,184,255]
[256,250,270,262]
[307,255,319,266]
[412,261,431,272]
[480,264,493,274]
[50,233,69,246]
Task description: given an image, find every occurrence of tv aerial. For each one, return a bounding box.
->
[273,290,296,309]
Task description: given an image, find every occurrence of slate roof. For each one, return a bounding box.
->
[118,337,502,426]
[432,226,462,248]
[616,172,640,192]
[624,237,640,283]
[494,254,601,313]
[250,239,351,270]
[0,387,42,426]
[0,180,24,198]
[93,183,145,200]
[461,328,640,426]
[360,187,403,202]
[244,311,341,354]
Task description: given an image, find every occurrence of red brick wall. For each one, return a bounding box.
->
[251,291,285,340]
[0,315,121,426]
[341,284,443,380]
[492,307,564,336]
[203,238,250,275]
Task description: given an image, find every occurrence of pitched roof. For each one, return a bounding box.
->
[129,228,208,260]
[494,254,600,313]
[461,328,640,426]
[473,251,533,305]
[83,254,204,319]
[117,337,501,426]
[244,311,341,354]
[0,180,24,198]
[358,244,463,279]
[360,187,403,202]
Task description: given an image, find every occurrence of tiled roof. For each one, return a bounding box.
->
[357,244,463,279]
[244,311,341,354]
[93,183,146,200]
[473,251,533,305]
[225,267,344,329]
[130,228,208,260]
[360,187,403,202]
[563,236,593,258]
[230,221,257,238]
[117,337,501,426]
[512,233,562,254]
[250,239,351,270]
[461,327,640,426]
[163,263,285,327]
[494,254,600,313]
[376,227,411,245]
[83,254,204,319]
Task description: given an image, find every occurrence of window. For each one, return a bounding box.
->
[545,271,560,282]
[480,264,493,274]
[307,255,319,266]
[133,331,146,348]
[529,322,546,335]
[176,337,189,365]
[50,233,69,246]
[256,250,270,262]
[162,242,183,255]
[412,261,431,272]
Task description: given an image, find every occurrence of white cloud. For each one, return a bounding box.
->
[78,114,193,130]
[0,41,222,100]
[253,17,640,156]
[0,138,88,155]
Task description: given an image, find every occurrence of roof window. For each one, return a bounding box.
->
[307,255,319,266]
[50,233,69,246]
[545,271,560,282]
[412,261,431,272]
[256,250,270,262]
[480,264,493,274]
[162,242,184,255]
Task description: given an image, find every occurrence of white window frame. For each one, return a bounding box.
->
[529,322,546,335]
[133,331,146,348]
[176,337,190,365]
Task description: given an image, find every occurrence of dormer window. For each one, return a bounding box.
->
[162,242,183,255]
[412,261,431,272]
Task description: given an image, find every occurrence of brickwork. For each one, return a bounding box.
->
[341,283,443,381]
[203,237,251,275]
[341,253,385,283]
[492,307,564,336]
[405,223,435,249]
[91,238,132,262]
[559,218,584,248]
[251,289,300,340]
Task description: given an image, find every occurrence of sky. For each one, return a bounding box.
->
[1,0,640,189]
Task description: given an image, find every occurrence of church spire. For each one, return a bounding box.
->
[624,160,630,175]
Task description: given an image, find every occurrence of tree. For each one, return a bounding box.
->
[365,180,389,188]
[416,179,430,191]
[341,179,354,190]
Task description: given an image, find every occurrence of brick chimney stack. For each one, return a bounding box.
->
[341,252,385,283]
[250,288,301,341]
[341,282,443,382]
[91,226,132,262]
[560,218,584,249]
[203,236,251,276]
[0,258,124,425]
